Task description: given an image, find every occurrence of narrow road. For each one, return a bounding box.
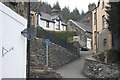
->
[56,51,93,78]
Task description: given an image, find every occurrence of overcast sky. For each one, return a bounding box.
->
[40,0,99,13]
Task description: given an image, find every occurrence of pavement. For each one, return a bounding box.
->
[56,51,93,78]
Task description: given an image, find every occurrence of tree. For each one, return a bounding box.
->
[30,1,52,14]
[38,2,47,13]
[30,2,39,11]
[106,2,120,37]
[52,1,61,12]
[45,3,52,14]
[106,1,120,48]
[106,1,120,71]
[61,6,70,23]
[70,8,81,21]
[80,10,85,19]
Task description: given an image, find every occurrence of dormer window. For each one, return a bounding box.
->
[56,17,60,21]
[56,21,60,30]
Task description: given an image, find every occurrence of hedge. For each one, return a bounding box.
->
[48,31,78,43]
[97,48,120,64]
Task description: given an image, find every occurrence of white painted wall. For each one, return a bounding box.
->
[0,3,2,79]
[37,14,66,31]
[0,2,27,78]
[40,20,55,31]
[61,25,67,31]
[54,20,67,31]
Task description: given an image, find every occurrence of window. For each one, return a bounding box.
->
[56,21,60,30]
[46,21,49,28]
[103,39,107,46]
[94,35,97,45]
[94,31,97,45]
[94,12,97,25]
[102,15,105,29]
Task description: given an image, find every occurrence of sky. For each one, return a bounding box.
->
[40,0,99,13]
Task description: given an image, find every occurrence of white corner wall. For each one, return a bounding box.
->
[0,2,27,78]
[0,3,2,80]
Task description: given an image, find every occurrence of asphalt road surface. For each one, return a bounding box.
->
[56,51,93,78]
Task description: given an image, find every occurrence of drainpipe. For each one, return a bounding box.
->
[27,1,31,79]
[96,8,98,53]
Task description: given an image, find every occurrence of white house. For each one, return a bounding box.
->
[0,2,27,78]
[30,11,67,31]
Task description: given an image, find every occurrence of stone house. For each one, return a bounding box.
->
[79,3,96,49]
[67,4,96,50]
[30,10,67,31]
[67,19,92,49]
[92,0,112,53]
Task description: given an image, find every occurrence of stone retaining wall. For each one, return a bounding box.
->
[30,38,80,69]
[30,63,62,78]
[83,58,120,78]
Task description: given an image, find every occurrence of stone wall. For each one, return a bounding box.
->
[83,59,120,79]
[30,63,62,78]
[98,29,112,53]
[30,38,80,69]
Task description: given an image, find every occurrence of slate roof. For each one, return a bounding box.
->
[40,12,67,25]
[40,12,54,22]
[51,15,59,20]
[75,21,92,32]
[40,12,62,22]
[69,19,92,32]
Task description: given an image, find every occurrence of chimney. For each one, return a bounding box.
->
[51,9,59,16]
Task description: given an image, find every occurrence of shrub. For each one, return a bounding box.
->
[48,31,78,43]
[97,52,105,62]
[97,48,120,64]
